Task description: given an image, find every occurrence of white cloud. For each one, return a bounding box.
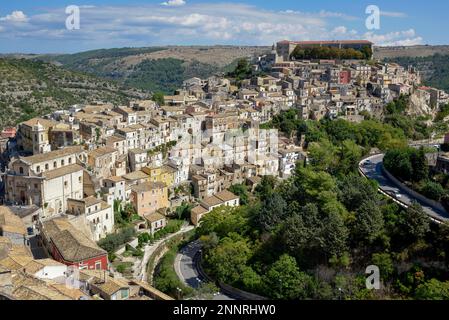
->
[331,26,347,35]
[161,0,186,6]
[0,10,29,23]
[364,29,423,46]
[0,4,424,50]
[381,11,407,18]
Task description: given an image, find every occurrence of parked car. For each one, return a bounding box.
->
[386,190,402,199]
[27,227,34,236]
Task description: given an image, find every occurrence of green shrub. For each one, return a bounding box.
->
[98,226,136,253]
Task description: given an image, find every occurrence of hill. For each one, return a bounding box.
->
[374,45,449,59]
[0,58,150,130]
[36,46,271,94]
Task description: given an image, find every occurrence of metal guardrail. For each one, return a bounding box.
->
[358,155,444,225]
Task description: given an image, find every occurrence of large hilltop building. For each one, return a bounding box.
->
[275,40,374,62]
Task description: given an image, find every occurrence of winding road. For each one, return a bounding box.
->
[359,154,449,223]
[174,240,235,300]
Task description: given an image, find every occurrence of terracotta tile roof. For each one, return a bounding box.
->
[41,164,84,180]
[144,212,166,223]
[88,146,117,158]
[41,218,106,263]
[131,181,166,193]
[201,195,223,208]
[123,170,149,182]
[214,190,239,202]
[20,117,58,129]
[0,254,33,271]
[104,176,125,183]
[72,196,104,208]
[191,205,208,216]
[0,206,26,235]
[22,146,84,165]
[23,259,65,275]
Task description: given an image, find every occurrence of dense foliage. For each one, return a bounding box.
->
[197,118,449,300]
[98,226,136,253]
[291,45,372,60]
[384,147,449,205]
[262,109,408,151]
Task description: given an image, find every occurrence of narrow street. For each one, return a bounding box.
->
[174,240,234,300]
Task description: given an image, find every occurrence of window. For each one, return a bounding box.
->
[61,160,65,166]
[19,167,24,174]
[53,161,57,169]
[79,177,82,183]
[36,166,40,173]
[45,164,49,170]
[68,157,72,164]
[64,181,68,187]
[106,213,108,220]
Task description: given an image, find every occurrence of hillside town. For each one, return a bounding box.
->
[1,39,448,300]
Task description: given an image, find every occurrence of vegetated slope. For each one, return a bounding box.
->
[39,47,168,79]
[384,54,449,92]
[38,46,270,94]
[0,58,150,129]
[374,45,449,59]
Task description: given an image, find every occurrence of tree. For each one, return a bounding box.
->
[415,279,449,300]
[361,46,373,60]
[241,266,263,293]
[293,167,337,205]
[229,184,249,205]
[352,200,385,244]
[320,210,348,258]
[372,253,394,281]
[175,202,193,220]
[307,138,339,173]
[196,206,248,238]
[152,91,165,106]
[338,140,363,175]
[399,202,430,241]
[410,147,428,182]
[196,282,220,300]
[419,180,445,201]
[280,203,323,263]
[229,58,252,80]
[337,175,379,212]
[263,254,311,299]
[254,175,277,201]
[206,236,252,285]
[257,193,287,232]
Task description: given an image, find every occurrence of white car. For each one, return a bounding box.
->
[387,190,402,199]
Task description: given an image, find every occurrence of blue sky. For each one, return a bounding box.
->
[0,0,446,53]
